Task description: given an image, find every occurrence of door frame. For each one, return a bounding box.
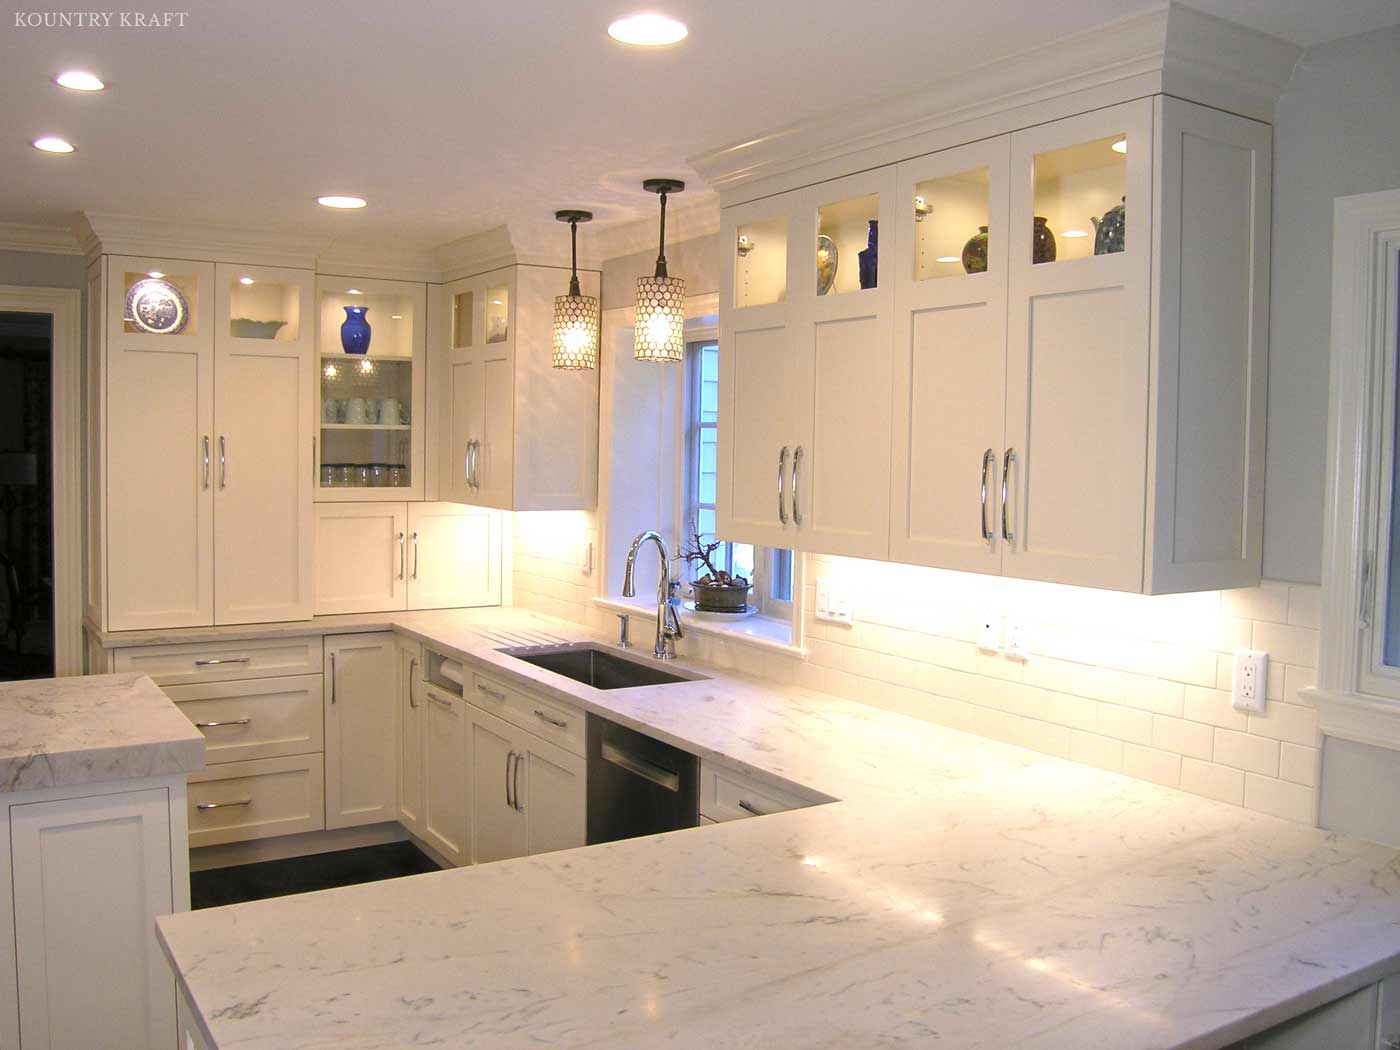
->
[0,285,82,675]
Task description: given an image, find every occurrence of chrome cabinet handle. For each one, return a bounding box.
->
[412,531,419,580]
[218,435,228,488]
[477,683,506,702]
[196,799,251,811]
[738,799,768,816]
[512,751,524,812]
[777,446,788,524]
[980,448,995,546]
[202,436,211,489]
[407,657,419,708]
[193,718,251,729]
[505,749,515,809]
[791,446,804,527]
[329,651,337,705]
[1001,448,1016,543]
[396,531,405,580]
[194,656,250,667]
[600,740,681,792]
[533,708,567,729]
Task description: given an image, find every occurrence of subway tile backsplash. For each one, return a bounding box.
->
[511,513,1321,826]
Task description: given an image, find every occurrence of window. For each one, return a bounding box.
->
[684,340,793,619]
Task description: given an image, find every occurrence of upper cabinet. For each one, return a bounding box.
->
[439,264,600,512]
[719,95,1270,594]
[315,276,428,502]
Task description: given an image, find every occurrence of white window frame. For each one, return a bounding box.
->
[1314,188,1400,750]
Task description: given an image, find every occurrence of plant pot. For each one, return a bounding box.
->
[690,580,752,614]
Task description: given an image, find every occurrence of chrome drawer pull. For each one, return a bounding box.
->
[737,798,768,816]
[196,799,252,811]
[194,718,251,729]
[329,651,337,705]
[777,446,789,524]
[412,531,419,580]
[600,740,680,792]
[505,749,515,809]
[397,532,405,580]
[477,684,506,701]
[193,657,251,667]
[512,752,524,812]
[408,657,419,708]
[202,436,211,490]
[219,435,228,488]
[1001,448,1016,543]
[533,709,567,729]
[791,446,804,527]
[980,448,995,546]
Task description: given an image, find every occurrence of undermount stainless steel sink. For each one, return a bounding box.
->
[498,643,706,690]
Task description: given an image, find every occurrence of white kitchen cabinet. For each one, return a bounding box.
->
[94,255,317,630]
[324,633,398,829]
[187,753,325,847]
[421,684,469,866]
[698,760,827,823]
[1231,984,1377,1049]
[466,702,584,865]
[718,94,1269,593]
[396,638,426,841]
[314,502,501,615]
[165,673,324,765]
[440,265,600,511]
[2,779,188,1050]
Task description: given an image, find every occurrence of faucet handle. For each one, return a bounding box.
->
[616,613,633,649]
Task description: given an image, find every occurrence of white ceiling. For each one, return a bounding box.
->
[1,0,1395,251]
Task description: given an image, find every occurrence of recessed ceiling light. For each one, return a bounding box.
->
[238,276,255,285]
[32,136,75,154]
[935,256,960,263]
[55,70,104,91]
[390,314,403,319]
[147,271,165,279]
[608,12,687,46]
[317,195,367,209]
[346,289,362,295]
[1062,229,1089,238]
[1112,138,1127,154]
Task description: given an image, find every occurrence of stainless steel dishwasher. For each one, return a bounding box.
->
[587,715,699,844]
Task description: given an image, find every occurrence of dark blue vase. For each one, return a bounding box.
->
[340,306,371,354]
[858,220,878,290]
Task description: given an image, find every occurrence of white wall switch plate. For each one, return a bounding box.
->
[1004,618,1028,662]
[1231,649,1268,713]
[815,578,852,626]
[578,541,593,575]
[977,615,1001,653]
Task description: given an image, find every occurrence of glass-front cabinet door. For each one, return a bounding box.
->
[315,275,427,501]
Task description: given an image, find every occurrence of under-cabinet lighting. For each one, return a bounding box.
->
[1112,138,1127,153]
[238,276,255,285]
[1062,229,1089,238]
[317,195,367,209]
[56,70,104,91]
[935,255,960,263]
[32,136,75,153]
[608,12,687,46]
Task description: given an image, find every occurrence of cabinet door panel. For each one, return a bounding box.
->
[468,705,527,865]
[522,739,586,857]
[407,503,502,610]
[397,640,426,839]
[324,632,397,829]
[213,271,314,624]
[422,687,468,865]
[11,788,175,1050]
[478,350,515,508]
[314,503,408,613]
[445,350,479,504]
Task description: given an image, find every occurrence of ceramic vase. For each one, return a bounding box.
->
[1092,197,1126,256]
[340,306,371,354]
[961,226,989,274]
[858,220,878,289]
[1032,216,1057,264]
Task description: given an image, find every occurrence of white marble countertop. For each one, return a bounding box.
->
[158,609,1400,1050]
[0,672,205,792]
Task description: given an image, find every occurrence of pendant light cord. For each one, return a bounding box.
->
[654,190,669,279]
[568,217,582,297]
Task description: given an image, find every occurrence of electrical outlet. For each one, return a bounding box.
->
[1004,618,1028,662]
[1231,649,1268,713]
[815,578,853,626]
[977,615,1001,653]
[578,541,593,575]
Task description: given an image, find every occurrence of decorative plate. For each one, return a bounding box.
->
[816,234,838,296]
[125,277,189,335]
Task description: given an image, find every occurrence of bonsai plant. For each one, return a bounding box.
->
[677,519,752,613]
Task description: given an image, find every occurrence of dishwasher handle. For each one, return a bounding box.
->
[599,739,681,793]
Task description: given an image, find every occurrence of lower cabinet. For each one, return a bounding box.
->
[467,703,585,864]
[324,632,398,829]
[1,777,188,1050]
[1227,973,1400,1049]
[421,684,470,866]
[187,755,325,848]
[698,760,829,822]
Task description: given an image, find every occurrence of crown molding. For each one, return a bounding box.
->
[76,212,326,269]
[580,199,720,265]
[688,2,1299,204]
[316,238,442,283]
[0,222,82,256]
[435,224,602,284]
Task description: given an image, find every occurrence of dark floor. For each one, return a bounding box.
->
[191,841,441,909]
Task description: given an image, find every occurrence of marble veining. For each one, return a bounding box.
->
[0,672,205,792]
[151,609,1400,1050]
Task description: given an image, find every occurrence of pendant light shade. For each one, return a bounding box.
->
[634,178,686,363]
[552,210,600,370]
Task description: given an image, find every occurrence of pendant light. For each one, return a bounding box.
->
[552,209,600,370]
[634,178,686,362]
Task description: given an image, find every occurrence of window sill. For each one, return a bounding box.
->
[592,596,805,657]
[1305,685,1400,753]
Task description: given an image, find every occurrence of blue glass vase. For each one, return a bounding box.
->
[857,220,878,290]
[340,306,371,354]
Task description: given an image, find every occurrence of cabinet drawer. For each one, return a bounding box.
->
[700,762,823,823]
[165,674,323,765]
[187,754,325,848]
[114,635,323,686]
[469,671,585,758]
